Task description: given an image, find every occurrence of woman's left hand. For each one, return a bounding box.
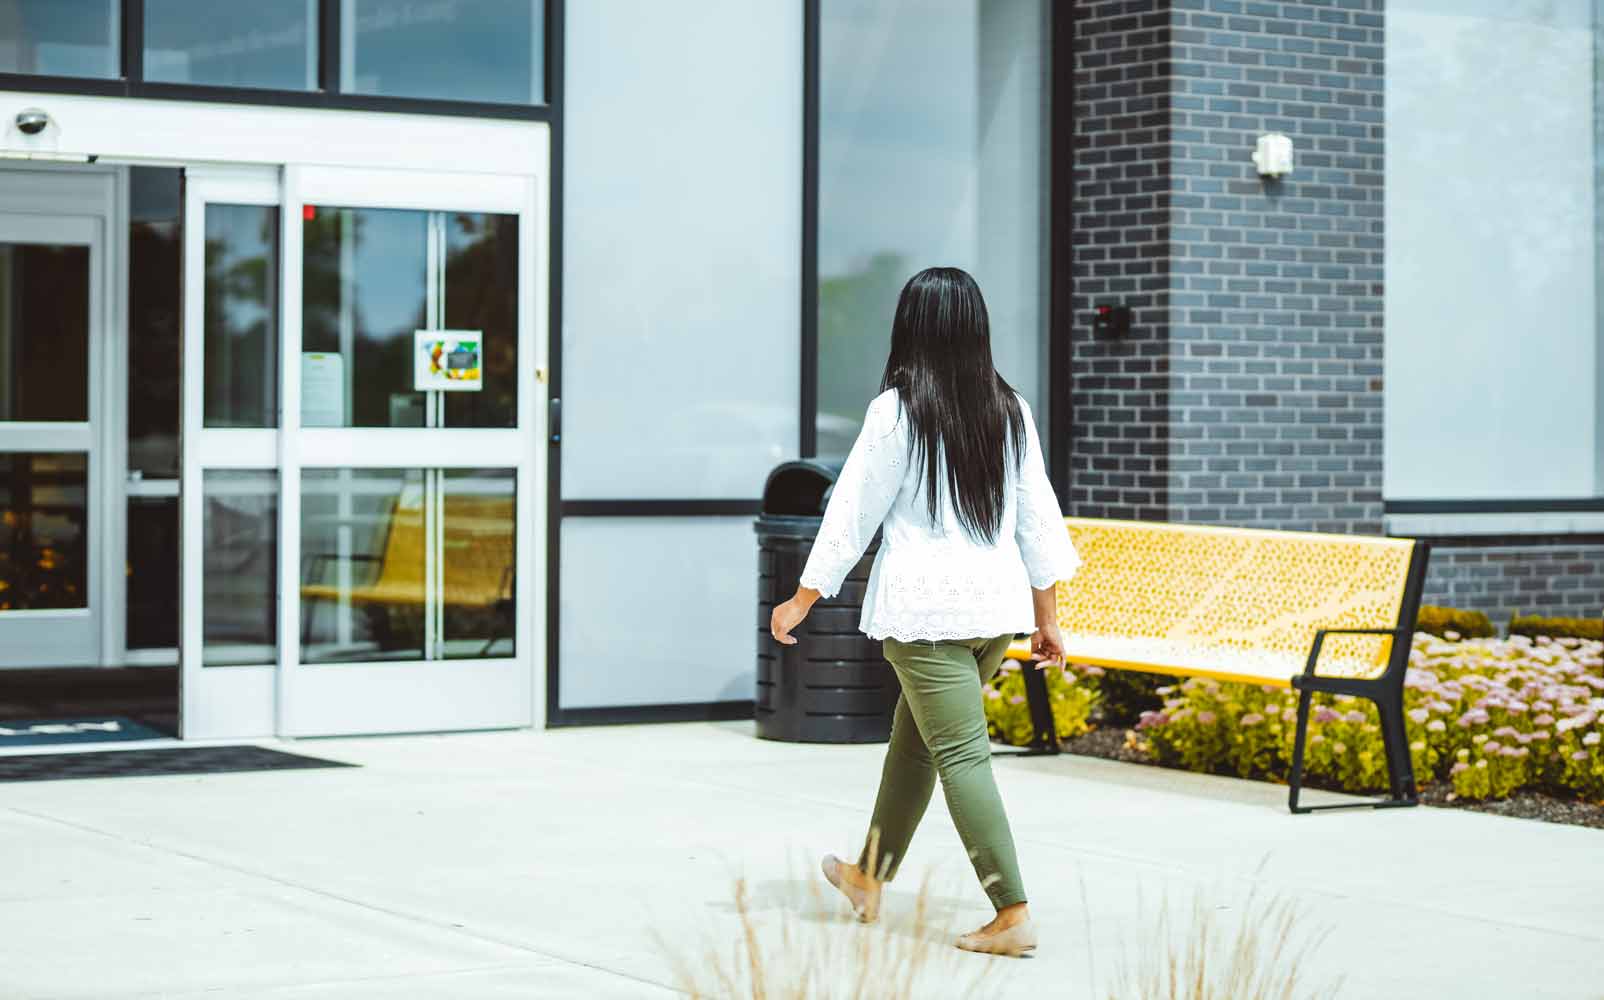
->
[770,588,820,645]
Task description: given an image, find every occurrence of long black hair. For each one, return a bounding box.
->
[880,267,1025,544]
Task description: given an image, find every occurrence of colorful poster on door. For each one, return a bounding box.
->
[414,330,484,392]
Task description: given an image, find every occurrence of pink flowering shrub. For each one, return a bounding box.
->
[983,660,1098,746]
[1131,633,1604,802]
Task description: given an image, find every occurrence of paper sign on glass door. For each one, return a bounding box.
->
[414,330,484,392]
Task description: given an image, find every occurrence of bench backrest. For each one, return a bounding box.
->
[1055,518,1423,680]
[365,495,513,607]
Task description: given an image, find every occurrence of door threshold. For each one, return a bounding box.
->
[0,737,184,758]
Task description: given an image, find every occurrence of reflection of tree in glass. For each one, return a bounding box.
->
[817,251,907,454]
[202,206,278,428]
[444,212,518,429]
[303,208,428,428]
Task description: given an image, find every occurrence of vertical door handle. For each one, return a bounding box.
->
[549,397,561,444]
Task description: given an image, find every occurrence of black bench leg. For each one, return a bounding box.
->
[1288,689,1313,814]
[1375,695,1419,805]
[1021,664,1061,754]
[1289,687,1419,814]
[992,662,1062,758]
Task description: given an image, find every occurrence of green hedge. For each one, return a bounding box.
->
[1509,614,1603,642]
[1413,605,1496,640]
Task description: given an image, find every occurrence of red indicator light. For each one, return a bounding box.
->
[303,205,316,221]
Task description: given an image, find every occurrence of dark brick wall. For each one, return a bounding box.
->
[1066,1,1602,620]
[1069,0,1173,521]
[1069,0,1384,533]
[1165,0,1385,532]
[1422,538,1604,625]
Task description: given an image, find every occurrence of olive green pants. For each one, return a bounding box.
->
[859,634,1026,910]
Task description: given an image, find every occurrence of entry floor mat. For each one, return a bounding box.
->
[0,745,357,782]
[0,716,169,748]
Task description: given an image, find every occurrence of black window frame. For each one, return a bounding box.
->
[0,0,553,122]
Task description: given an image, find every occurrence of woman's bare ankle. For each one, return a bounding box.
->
[981,902,1029,932]
[839,860,876,889]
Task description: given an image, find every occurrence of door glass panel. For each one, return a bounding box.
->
[0,453,88,611]
[204,471,278,666]
[127,496,178,648]
[302,206,517,428]
[205,204,280,428]
[442,213,518,429]
[301,468,424,662]
[145,0,318,91]
[300,467,516,663]
[302,207,427,428]
[0,243,89,422]
[129,167,183,478]
[0,0,119,78]
[341,0,543,105]
[442,469,514,658]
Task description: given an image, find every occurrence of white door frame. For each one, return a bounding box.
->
[281,165,540,737]
[180,161,546,739]
[0,166,127,670]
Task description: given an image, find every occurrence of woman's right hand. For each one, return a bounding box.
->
[770,587,820,645]
[1031,622,1065,669]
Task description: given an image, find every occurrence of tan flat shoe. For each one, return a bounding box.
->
[956,918,1037,957]
[820,854,881,923]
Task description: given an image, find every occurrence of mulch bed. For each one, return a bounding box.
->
[1043,727,1604,831]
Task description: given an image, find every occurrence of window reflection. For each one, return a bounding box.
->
[303,208,428,428]
[300,468,514,663]
[0,453,88,612]
[301,469,425,662]
[341,0,543,105]
[302,206,517,429]
[442,469,514,658]
[816,0,1047,455]
[0,0,119,78]
[129,167,183,478]
[443,213,518,429]
[145,0,318,91]
[205,205,280,428]
[204,471,278,666]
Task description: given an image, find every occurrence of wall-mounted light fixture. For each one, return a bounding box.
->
[1,106,94,161]
[1251,132,1294,179]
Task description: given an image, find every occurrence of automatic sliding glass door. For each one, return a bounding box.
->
[0,212,103,669]
[180,165,539,739]
[281,166,537,737]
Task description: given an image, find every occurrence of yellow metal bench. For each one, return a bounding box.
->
[301,495,514,653]
[1008,517,1430,814]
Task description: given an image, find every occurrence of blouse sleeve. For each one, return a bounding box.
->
[798,392,906,598]
[1014,400,1081,589]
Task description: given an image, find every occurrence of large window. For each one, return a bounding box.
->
[342,0,543,105]
[1,0,545,110]
[815,0,1048,455]
[559,0,802,714]
[145,1,318,91]
[0,0,119,79]
[1387,0,1604,502]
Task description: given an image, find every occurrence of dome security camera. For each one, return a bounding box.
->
[15,109,51,136]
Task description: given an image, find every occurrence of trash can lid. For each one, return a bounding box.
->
[761,459,844,516]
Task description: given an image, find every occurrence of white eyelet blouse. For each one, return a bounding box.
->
[799,389,1081,643]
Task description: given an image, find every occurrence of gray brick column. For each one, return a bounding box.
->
[1070,0,1385,533]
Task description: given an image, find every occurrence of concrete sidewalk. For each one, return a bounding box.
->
[1,721,1599,998]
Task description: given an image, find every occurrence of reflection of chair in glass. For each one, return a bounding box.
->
[300,495,513,656]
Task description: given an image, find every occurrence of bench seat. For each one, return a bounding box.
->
[1005,517,1430,814]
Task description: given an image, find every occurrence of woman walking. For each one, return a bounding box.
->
[770,267,1080,957]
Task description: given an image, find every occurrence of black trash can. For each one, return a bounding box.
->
[754,460,899,743]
